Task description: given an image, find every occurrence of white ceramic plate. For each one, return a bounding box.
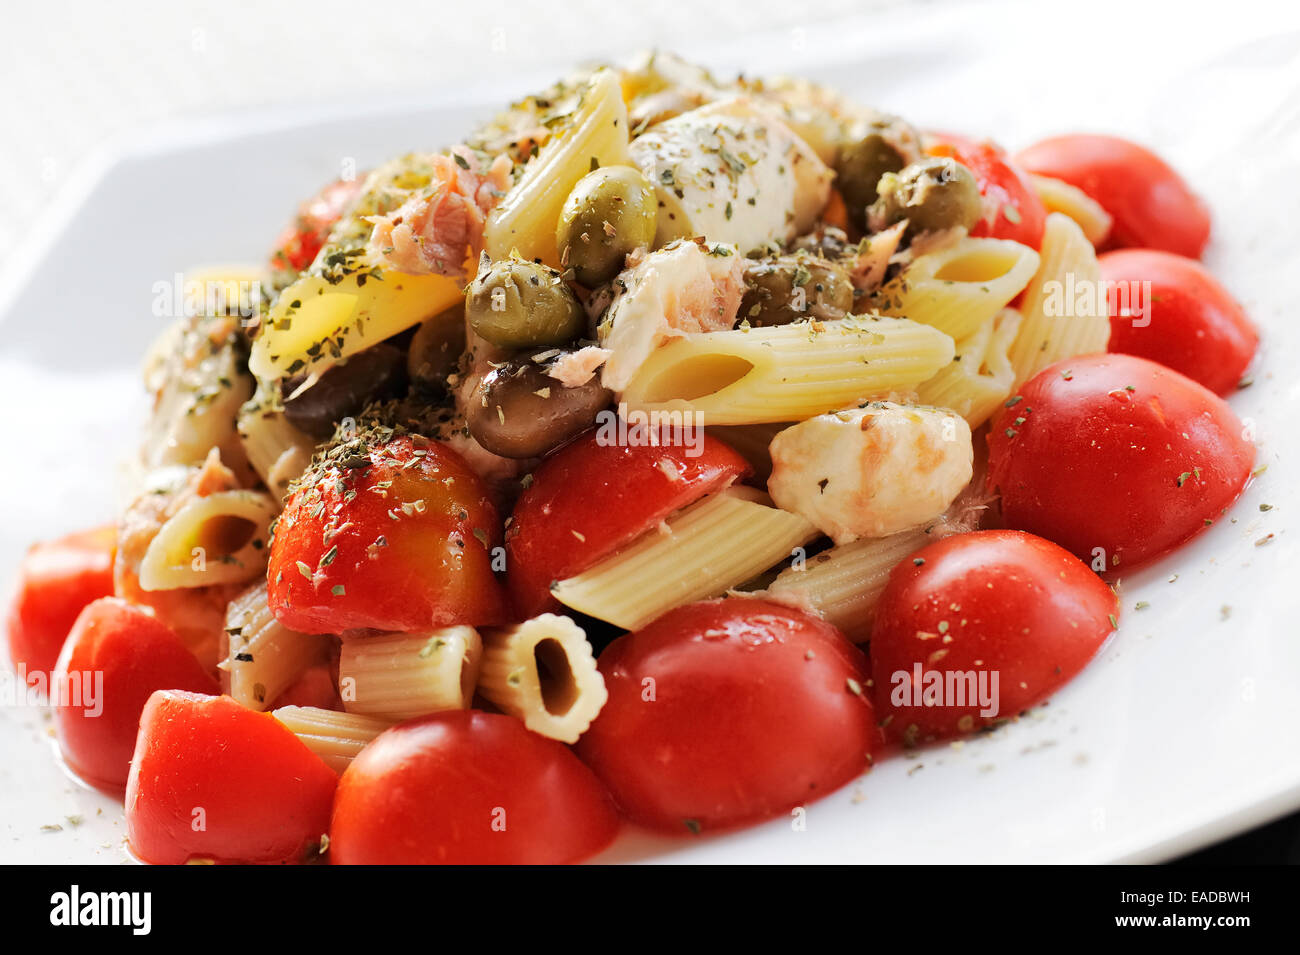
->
[3,2,1298,863]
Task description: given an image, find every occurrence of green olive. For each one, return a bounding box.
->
[407,305,467,393]
[739,254,855,327]
[465,256,586,350]
[869,157,983,238]
[556,166,657,287]
[835,129,908,228]
[465,356,612,459]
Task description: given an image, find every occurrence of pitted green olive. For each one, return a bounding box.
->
[556,166,657,287]
[465,356,612,459]
[739,255,855,326]
[870,157,983,238]
[465,256,586,350]
[835,130,907,229]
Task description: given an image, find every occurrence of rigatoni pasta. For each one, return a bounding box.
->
[764,527,932,642]
[221,580,328,710]
[339,626,482,721]
[477,614,607,743]
[271,706,393,774]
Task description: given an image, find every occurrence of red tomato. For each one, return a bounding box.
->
[574,598,879,834]
[269,435,508,633]
[266,661,343,712]
[6,525,116,689]
[330,711,619,864]
[53,598,219,790]
[871,530,1118,745]
[1013,135,1210,258]
[270,178,363,275]
[126,690,337,864]
[931,140,1046,248]
[924,130,1003,156]
[506,429,750,617]
[987,354,1254,570]
[1100,249,1258,395]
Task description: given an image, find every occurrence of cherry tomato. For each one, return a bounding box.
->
[6,525,116,689]
[270,178,363,275]
[574,598,879,835]
[987,354,1254,570]
[506,429,750,617]
[924,130,1002,156]
[126,690,337,864]
[931,140,1046,248]
[871,530,1117,744]
[269,435,508,633]
[53,598,219,790]
[266,660,343,712]
[330,711,619,864]
[1100,249,1258,395]
[1013,135,1210,258]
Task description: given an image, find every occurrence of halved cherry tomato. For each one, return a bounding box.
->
[1100,249,1258,395]
[871,530,1117,745]
[126,690,337,864]
[987,354,1254,570]
[53,598,219,790]
[270,178,363,275]
[330,711,619,864]
[1013,134,1210,258]
[575,598,879,835]
[930,140,1046,248]
[269,435,508,633]
[6,525,116,689]
[505,429,750,617]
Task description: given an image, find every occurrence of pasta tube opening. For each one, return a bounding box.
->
[478,615,607,743]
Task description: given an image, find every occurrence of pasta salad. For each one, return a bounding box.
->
[5,52,1260,864]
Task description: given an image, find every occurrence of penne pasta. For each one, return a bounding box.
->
[484,69,632,268]
[237,387,317,502]
[137,489,277,591]
[271,706,392,774]
[619,315,955,426]
[552,487,819,630]
[477,614,607,743]
[917,308,1023,428]
[1007,212,1110,387]
[875,235,1040,342]
[1029,174,1113,246]
[221,580,328,711]
[339,626,482,721]
[764,528,932,642]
